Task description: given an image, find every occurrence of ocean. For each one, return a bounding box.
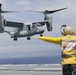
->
[0,56,61,64]
[0,56,62,75]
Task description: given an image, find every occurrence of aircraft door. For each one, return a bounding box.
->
[27,25,31,31]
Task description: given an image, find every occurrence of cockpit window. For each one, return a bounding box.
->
[32,24,37,29]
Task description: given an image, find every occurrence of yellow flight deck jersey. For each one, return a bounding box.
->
[39,35,76,65]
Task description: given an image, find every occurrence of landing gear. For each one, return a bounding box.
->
[14,36,17,41]
[27,36,31,40]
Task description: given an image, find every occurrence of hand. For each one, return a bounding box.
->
[32,36,40,39]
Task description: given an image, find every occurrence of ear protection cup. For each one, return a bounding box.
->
[61,25,66,35]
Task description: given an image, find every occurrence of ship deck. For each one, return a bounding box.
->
[0,64,62,75]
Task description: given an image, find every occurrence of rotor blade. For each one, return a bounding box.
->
[0,4,19,13]
[28,7,68,14]
[0,10,19,13]
[47,7,68,14]
[28,10,43,13]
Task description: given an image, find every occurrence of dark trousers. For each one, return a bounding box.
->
[62,64,76,75]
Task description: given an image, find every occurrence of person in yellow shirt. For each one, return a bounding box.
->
[36,25,76,75]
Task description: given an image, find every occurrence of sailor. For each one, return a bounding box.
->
[36,25,76,75]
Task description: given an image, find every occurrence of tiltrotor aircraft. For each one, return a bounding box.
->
[0,4,67,41]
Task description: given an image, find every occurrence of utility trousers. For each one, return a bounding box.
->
[62,64,76,75]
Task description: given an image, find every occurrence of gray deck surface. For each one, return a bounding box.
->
[0,64,62,75]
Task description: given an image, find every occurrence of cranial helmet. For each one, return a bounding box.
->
[61,25,74,35]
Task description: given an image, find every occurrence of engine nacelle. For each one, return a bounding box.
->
[0,16,5,33]
[46,17,52,31]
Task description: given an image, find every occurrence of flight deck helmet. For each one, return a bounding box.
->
[61,25,74,36]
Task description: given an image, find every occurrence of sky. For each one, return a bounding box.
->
[0,0,76,58]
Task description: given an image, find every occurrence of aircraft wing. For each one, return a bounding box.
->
[5,21,24,27]
[5,21,47,27]
[32,21,47,26]
[32,20,52,31]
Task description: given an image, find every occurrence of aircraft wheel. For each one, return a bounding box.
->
[14,36,17,41]
[27,37,31,40]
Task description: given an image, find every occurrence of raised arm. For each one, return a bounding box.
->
[38,36,62,45]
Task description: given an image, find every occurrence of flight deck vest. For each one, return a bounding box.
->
[61,35,76,64]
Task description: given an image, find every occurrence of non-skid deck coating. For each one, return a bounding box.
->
[0,64,62,75]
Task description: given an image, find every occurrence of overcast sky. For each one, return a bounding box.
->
[0,0,76,58]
